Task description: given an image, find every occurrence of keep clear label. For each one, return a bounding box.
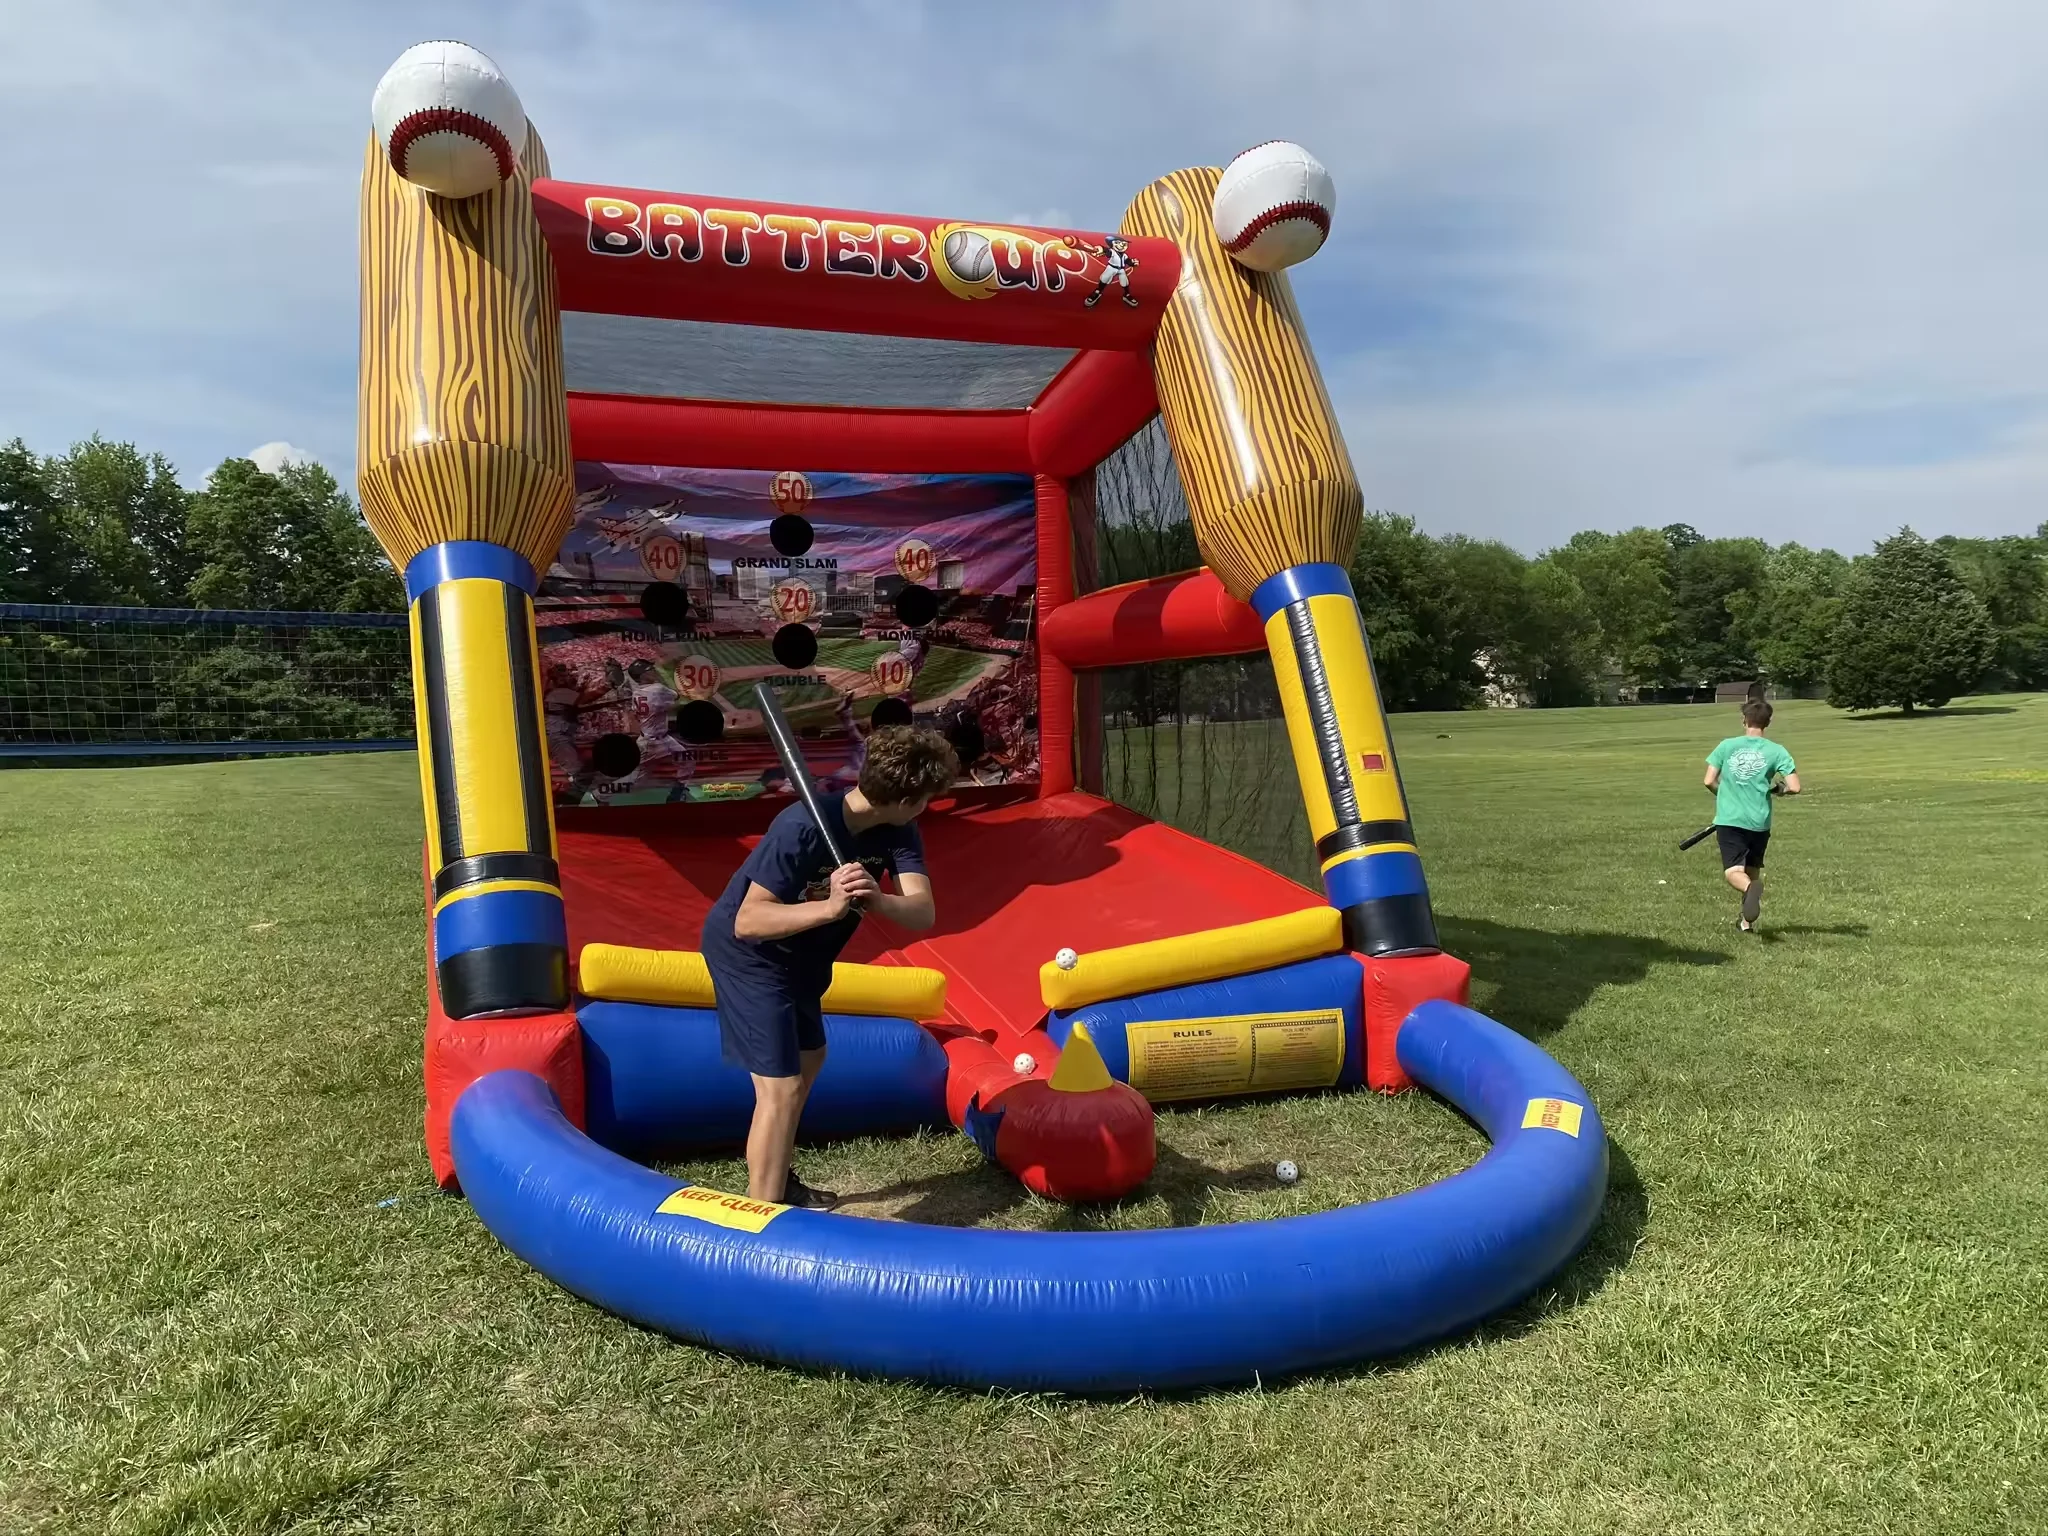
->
[655,1186,789,1232]
[1124,1009,1345,1102]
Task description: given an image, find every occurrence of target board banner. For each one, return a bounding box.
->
[538,465,1044,808]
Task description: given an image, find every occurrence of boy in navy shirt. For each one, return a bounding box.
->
[701,725,958,1207]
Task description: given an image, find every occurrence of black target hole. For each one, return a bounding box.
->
[676,700,724,744]
[639,581,691,629]
[772,624,819,670]
[894,583,938,628]
[870,697,913,728]
[769,514,815,557]
[590,733,642,778]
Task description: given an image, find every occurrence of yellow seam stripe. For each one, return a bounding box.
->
[523,599,560,860]
[440,578,529,855]
[1318,842,1419,874]
[1304,593,1409,825]
[409,604,442,870]
[432,879,562,916]
[1263,608,1339,843]
[1040,906,1344,1012]
[577,944,949,1020]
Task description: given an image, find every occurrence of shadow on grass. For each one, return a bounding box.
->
[838,1144,1291,1229]
[1759,922,1871,945]
[1848,705,2018,719]
[1437,914,1731,1039]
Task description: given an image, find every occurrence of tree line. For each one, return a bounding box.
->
[3,430,2041,726]
[0,436,401,612]
[1091,422,2042,715]
[1,438,409,752]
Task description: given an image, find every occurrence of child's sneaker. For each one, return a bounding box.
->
[781,1173,840,1210]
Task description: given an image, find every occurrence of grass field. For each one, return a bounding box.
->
[2,697,2044,1534]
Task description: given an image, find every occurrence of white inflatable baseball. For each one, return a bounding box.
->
[1211,141,1335,272]
[372,41,527,199]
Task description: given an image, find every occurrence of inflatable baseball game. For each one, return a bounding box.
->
[360,42,1607,1391]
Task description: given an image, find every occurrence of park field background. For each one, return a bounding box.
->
[1,698,2043,1534]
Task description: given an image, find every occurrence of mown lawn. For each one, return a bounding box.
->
[2,697,2043,1534]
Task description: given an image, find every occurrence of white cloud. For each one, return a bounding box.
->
[247,441,318,475]
[1,2,2044,553]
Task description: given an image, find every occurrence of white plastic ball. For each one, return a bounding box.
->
[1211,141,1335,272]
[372,41,527,199]
[1054,947,1079,971]
[1275,1160,1300,1185]
[1012,1053,1037,1076]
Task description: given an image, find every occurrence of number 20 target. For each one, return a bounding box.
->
[771,580,814,623]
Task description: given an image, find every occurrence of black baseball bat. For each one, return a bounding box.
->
[1680,777,1788,850]
[754,683,862,909]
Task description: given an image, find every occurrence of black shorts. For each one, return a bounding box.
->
[1714,824,1770,871]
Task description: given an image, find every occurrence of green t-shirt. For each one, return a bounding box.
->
[1706,735,1796,830]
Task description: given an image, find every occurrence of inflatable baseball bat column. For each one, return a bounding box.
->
[1121,149,1438,957]
[358,44,578,1016]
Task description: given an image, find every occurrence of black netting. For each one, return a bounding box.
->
[1078,423,1312,886]
[0,604,412,759]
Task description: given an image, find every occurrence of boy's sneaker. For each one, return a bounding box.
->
[781,1173,840,1210]
[1741,883,1762,925]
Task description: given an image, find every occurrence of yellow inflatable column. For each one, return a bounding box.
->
[358,125,577,1015]
[1122,170,1438,957]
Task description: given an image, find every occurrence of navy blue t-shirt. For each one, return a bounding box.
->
[700,794,926,996]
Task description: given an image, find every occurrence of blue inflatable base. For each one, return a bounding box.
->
[450,1001,1608,1393]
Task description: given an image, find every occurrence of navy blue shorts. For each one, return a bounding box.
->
[702,929,828,1078]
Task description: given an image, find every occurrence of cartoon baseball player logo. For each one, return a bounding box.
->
[1066,233,1141,309]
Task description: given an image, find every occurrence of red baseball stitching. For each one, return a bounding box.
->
[388,106,515,184]
[1223,200,1331,252]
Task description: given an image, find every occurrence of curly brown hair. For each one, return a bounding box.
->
[858,726,958,806]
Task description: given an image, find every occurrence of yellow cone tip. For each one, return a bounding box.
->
[1048,1023,1114,1094]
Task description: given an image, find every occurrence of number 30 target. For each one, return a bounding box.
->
[676,655,721,700]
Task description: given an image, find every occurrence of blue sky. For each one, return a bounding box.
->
[4,1,2046,554]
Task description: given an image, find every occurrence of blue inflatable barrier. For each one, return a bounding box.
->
[579,1001,950,1156]
[1047,954,1368,1092]
[450,1000,1607,1392]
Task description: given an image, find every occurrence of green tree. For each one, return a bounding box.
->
[1935,532,2048,691]
[1827,529,1996,713]
[1549,528,1676,686]
[1349,512,1471,710]
[0,439,68,602]
[185,458,401,612]
[1728,543,1852,691]
[1667,535,1768,680]
[42,437,192,605]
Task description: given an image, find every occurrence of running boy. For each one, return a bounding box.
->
[1704,699,1801,932]
[700,726,958,1207]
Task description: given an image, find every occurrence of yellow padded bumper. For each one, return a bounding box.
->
[577,943,949,1021]
[1038,906,1344,1012]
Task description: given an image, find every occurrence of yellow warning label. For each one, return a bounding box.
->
[655,1186,789,1232]
[1125,1010,1345,1102]
[1521,1097,1585,1138]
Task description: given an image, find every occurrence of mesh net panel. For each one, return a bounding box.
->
[0,604,413,757]
[1082,423,1313,887]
